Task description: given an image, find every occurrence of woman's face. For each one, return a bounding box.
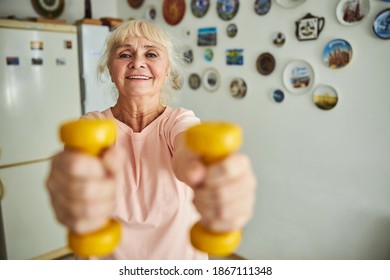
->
[109,37,170,100]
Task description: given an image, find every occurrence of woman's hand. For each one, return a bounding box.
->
[172,133,257,232]
[45,146,122,234]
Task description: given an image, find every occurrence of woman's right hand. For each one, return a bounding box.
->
[45,146,121,234]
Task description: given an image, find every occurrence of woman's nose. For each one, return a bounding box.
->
[129,55,145,69]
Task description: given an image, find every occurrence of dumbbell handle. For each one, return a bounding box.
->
[185,122,243,257]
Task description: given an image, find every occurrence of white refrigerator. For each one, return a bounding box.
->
[0,20,82,259]
[78,24,116,114]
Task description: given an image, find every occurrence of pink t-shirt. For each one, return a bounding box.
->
[84,107,208,260]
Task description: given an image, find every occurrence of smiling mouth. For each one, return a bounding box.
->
[126,75,151,80]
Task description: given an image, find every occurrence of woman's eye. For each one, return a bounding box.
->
[146,53,158,58]
[119,53,131,58]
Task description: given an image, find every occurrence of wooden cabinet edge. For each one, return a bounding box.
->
[32,247,72,260]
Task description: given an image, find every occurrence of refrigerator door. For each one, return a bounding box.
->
[0,20,81,259]
[78,24,116,114]
[0,160,66,259]
[0,20,82,165]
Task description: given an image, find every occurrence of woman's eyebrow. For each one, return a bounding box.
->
[115,43,162,51]
[115,43,132,49]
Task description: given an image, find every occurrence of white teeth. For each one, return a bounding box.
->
[128,75,150,80]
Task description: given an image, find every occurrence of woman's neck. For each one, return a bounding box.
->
[111,97,166,132]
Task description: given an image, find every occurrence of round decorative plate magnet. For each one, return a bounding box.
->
[191,0,210,18]
[323,38,352,69]
[256,52,275,76]
[313,85,338,110]
[127,0,144,9]
[226,23,238,38]
[275,0,306,9]
[217,0,240,21]
[204,48,214,62]
[230,78,247,99]
[189,73,201,90]
[271,89,285,103]
[272,32,286,47]
[254,0,271,16]
[283,60,314,95]
[31,0,65,18]
[336,0,370,26]
[202,68,220,92]
[372,8,390,40]
[163,0,186,26]
[145,5,157,21]
[183,46,194,64]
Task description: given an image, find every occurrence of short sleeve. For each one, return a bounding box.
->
[165,108,200,153]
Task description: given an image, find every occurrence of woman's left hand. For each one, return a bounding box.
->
[172,133,257,232]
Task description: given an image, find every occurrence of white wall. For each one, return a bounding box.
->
[118,0,390,260]
[1,0,390,260]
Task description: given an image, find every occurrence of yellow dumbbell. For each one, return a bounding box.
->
[59,119,121,257]
[185,121,243,257]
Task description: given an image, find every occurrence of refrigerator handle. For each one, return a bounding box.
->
[80,73,86,115]
[0,177,4,201]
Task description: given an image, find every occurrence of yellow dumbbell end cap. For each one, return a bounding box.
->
[60,119,116,156]
[68,219,121,257]
[190,221,242,257]
[185,122,242,163]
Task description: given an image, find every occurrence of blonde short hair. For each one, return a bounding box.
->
[97,20,183,105]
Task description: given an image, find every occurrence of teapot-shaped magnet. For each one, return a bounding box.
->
[295,13,325,41]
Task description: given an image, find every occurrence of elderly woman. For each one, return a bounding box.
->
[46,20,256,260]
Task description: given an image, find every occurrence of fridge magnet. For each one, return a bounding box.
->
[202,68,220,92]
[163,0,186,26]
[273,32,286,47]
[183,46,194,64]
[31,57,43,65]
[254,0,271,16]
[6,57,19,66]
[64,40,72,49]
[30,41,43,50]
[256,52,275,75]
[336,0,370,26]
[204,48,214,62]
[271,89,285,103]
[323,38,352,69]
[226,49,243,65]
[372,8,390,40]
[217,0,240,21]
[226,23,238,38]
[295,13,325,41]
[31,0,64,18]
[145,5,157,21]
[313,85,338,110]
[191,0,210,18]
[56,58,66,66]
[230,78,247,99]
[275,0,306,9]
[127,0,144,9]
[197,27,217,46]
[189,73,201,90]
[283,60,314,95]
